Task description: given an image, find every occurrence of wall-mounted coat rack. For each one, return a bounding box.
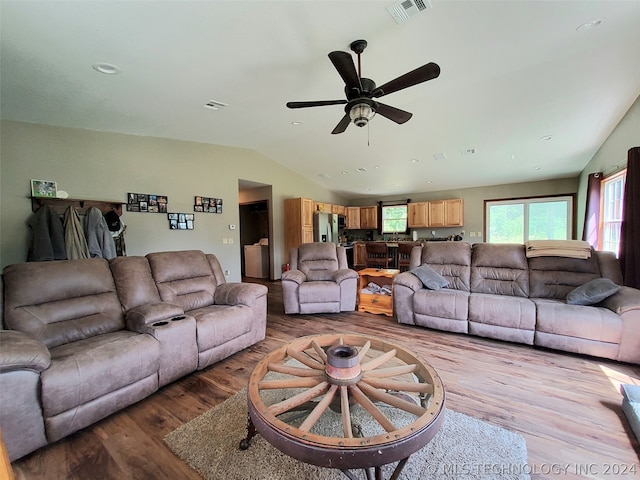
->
[30,197,124,216]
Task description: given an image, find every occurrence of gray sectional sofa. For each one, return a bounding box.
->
[0,250,268,461]
[393,242,640,364]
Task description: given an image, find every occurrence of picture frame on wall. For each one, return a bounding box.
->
[31,179,57,198]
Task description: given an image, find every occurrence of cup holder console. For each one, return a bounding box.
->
[171,316,186,321]
[152,321,169,327]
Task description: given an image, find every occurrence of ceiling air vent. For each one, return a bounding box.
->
[203,100,228,111]
[386,0,431,24]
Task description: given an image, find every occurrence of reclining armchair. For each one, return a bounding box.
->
[282,243,358,314]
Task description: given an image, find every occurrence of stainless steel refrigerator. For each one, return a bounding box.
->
[313,213,339,244]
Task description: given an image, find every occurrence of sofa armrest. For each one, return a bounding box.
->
[603,286,640,315]
[0,330,50,373]
[125,302,185,331]
[393,271,423,292]
[281,269,306,285]
[214,282,268,307]
[332,269,359,284]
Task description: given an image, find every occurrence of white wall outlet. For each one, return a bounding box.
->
[228,238,234,244]
[229,224,236,230]
[224,270,230,276]
[470,232,476,237]
[223,238,228,244]
[431,230,436,236]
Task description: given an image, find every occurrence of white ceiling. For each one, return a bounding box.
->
[2,1,639,200]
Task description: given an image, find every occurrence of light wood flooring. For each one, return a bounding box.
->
[12,280,640,479]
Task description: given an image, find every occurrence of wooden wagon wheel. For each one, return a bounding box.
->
[242,333,445,479]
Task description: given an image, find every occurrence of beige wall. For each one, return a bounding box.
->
[576,94,640,233]
[349,177,578,242]
[0,120,346,278]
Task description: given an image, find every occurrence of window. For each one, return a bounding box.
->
[485,195,573,243]
[381,205,408,234]
[599,170,626,256]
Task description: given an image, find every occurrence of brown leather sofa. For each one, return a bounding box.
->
[394,242,640,364]
[0,250,268,462]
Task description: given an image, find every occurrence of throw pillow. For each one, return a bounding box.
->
[566,278,621,306]
[410,264,449,290]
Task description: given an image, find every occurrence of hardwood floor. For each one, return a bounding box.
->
[12,280,640,479]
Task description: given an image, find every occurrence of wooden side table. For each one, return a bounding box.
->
[357,268,400,316]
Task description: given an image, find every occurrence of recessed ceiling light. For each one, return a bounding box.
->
[539,135,552,141]
[394,184,401,187]
[533,166,542,171]
[411,158,420,163]
[291,121,303,125]
[319,173,331,179]
[425,180,432,184]
[92,63,121,75]
[356,167,367,173]
[341,170,349,175]
[577,18,603,31]
[374,165,382,169]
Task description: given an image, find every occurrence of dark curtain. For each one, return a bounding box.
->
[582,172,602,248]
[619,147,640,288]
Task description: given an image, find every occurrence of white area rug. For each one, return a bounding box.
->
[164,389,530,480]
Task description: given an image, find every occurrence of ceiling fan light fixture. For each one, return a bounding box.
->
[349,102,375,127]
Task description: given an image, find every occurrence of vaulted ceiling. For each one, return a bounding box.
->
[2,1,639,199]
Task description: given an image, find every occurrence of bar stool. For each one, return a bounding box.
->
[397,242,420,272]
[365,243,393,269]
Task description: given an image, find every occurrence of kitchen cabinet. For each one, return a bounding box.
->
[314,202,332,213]
[284,197,315,255]
[346,207,360,229]
[360,206,378,229]
[428,198,464,227]
[354,242,367,267]
[332,204,346,216]
[407,202,429,228]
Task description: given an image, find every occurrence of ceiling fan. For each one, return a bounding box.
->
[286,39,440,134]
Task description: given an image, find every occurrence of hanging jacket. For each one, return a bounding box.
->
[27,205,67,261]
[84,207,117,259]
[63,205,89,260]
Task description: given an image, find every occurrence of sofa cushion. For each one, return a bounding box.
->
[188,305,254,352]
[566,278,621,305]
[528,251,601,300]
[299,281,341,303]
[3,258,124,348]
[41,331,160,417]
[410,264,449,290]
[469,293,536,333]
[413,289,469,321]
[147,250,217,311]
[110,256,161,310]
[418,242,471,291]
[297,243,340,281]
[471,243,529,297]
[532,298,623,344]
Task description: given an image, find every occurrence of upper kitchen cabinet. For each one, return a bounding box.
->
[346,207,360,229]
[407,202,429,228]
[360,206,378,229]
[332,204,346,216]
[429,199,464,227]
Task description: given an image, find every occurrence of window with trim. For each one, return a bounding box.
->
[485,195,573,243]
[599,170,626,256]
[381,205,408,234]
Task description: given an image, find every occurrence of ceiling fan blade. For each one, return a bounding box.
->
[373,62,440,98]
[331,114,351,135]
[287,100,347,109]
[375,102,413,124]
[328,51,362,92]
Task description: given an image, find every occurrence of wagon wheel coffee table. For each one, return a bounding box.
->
[240,333,446,480]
